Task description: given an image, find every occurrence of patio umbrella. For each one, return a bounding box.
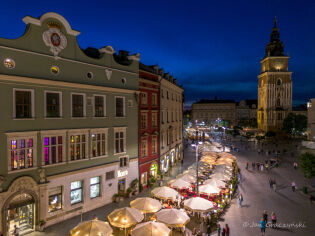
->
[131,221,171,236]
[170,178,191,189]
[211,172,230,181]
[183,197,214,212]
[203,178,226,188]
[156,209,190,227]
[108,207,143,229]
[130,197,162,214]
[151,186,179,200]
[177,173,196,183]
[69,219,113,236]
[199,184,221,195]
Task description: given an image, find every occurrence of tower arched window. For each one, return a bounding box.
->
[277,98,281,107]
[277,78,282,86]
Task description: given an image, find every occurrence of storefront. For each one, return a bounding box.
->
[150,163,158,178]
[7,194,35,234]
[1,177,39,236]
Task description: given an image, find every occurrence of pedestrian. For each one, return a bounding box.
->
[260,164,264,171]
[13,225,19,236]
[192,227,197,236]
[221,228,226,236]
[293,162,298,170]
[268,178,273,189]
[256,162,260,169]
[245,162,249,170]
[263,210,268,224]
[260,218,266,236]
[252,162,255,170]
[291,181,296,192]
[271,212,277,228]
[309,195,315,204]
[225,224,230,236]
[272,180,277,192]
[217,224,221,236]
[238,194,243,208]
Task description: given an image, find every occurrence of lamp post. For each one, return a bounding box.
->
[192,141,203,195]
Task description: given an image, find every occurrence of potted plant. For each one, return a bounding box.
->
[139,184,143,192]
[38,220,46,232]
[127,187,133,198]
[112,193,120,203]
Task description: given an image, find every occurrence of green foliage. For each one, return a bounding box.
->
[38,220,46,226]
[130,179,139,189]
[298,152,315,179]
[127,187,133,193]
[139,184,143,192]
[283,113,307,135]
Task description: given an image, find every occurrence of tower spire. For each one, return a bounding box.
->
[274,16,277,28]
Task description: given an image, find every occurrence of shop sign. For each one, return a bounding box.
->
[117,170,128,178]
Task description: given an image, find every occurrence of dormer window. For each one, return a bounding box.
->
[276,78,282,86]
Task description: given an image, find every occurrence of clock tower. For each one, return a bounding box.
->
[257,17,292,132]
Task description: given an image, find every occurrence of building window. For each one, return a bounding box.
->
[14,89,34,119]
[94,95,106,117]
[48,186,62,212]
[141,139,147,157]
[114,128,126,154]
[115,97,125,117]
[119,156,128,168]
[152,136,157,154]
[141,172,147,185]
[152,93,157,106]
[141,92,147,105]
[277,98,281,107]
[91,129,108,158]
[45,91,61,118]
[152,113,157,127]
[9,137,34,171]
[161,89,164,98]
[161,133,164,148]
[71,181,83,204]
[167,91,169,99]
[69,133,87,161]
[90,177,100,199]
[106,171,115,180]
[72,94,85,117]
[43,136,64,165]
[167,111,169,123]
[141,113,147,129]
[277,78,282,86]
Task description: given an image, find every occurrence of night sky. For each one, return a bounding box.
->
[1,0,315,106]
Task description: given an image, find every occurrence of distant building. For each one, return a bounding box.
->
[292,104,308,117]
[236,99,257,123]
[257,17,292,132]
[192,99,236,126]
[307,99,315,140]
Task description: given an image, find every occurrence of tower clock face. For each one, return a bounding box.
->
[50,33,61,47]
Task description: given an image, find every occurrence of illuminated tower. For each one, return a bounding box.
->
[257,17,292,132]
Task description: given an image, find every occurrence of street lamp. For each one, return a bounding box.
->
[191,141,203,195]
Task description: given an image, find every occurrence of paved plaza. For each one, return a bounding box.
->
[30,139,315,236]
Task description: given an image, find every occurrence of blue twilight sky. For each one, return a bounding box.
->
[1,0,315,106]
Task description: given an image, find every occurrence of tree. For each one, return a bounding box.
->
[283,113,307,135]
[298,152,315,179]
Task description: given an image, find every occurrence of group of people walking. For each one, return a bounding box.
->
[260,210,277,235]
[216,224,230,236]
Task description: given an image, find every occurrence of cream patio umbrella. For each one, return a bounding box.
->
[108,207,143,235]
[198,184,221,195]
[156,209,190,228]
[183,197,214,212]
[69,219,113,236]
[130,197,162,214]
[211,172,230,181]
[169,178,191,189]
[151,186,179,200]
[176,173,196,183]
[131,221,171,236]
[203,178,226,188]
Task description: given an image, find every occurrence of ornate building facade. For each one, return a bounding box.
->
[0,12,140,235]
[138,63,160,188]
[257,18,292,132]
